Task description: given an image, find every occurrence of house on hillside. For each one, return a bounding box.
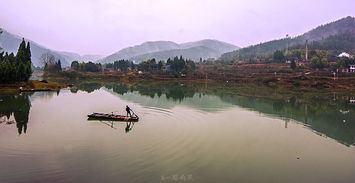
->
[350,65,355,73]
[337,68,349,73]
[163,65,172,71]
[337,52,353,58]
[350,97,355,104]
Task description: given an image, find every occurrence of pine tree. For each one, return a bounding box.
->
[16,38,26,64]
[26,42,31,63]
[158,61,163,70]
[57,59,62,71]
[0,39,32,82]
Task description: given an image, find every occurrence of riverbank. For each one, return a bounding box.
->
[44,63,355,92]
[0,80,67,93]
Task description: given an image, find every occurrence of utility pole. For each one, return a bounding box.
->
[305,40,309,61]
[285,34,290,55]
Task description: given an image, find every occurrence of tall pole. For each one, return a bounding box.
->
[285,34,290,55]
[305,40,309,61]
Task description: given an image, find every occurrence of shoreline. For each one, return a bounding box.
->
[43,70,355,92]
[0,80,67,93]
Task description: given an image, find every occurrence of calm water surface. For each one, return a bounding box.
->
[0,82,354,183]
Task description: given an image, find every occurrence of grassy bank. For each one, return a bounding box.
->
[0,80,67,93]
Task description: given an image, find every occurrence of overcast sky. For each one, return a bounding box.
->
[0,0,354,55]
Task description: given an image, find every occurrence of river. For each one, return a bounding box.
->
[0,82,354,183]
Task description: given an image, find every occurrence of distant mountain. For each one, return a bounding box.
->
[180,39,238,54]
[221,16,355,61]
[0,29,103,67]
[99,41,180,64]
[99,39,239,63]
[58,51,103,62]
[131,46,220,62]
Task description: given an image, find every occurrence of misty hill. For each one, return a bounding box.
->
[58,51,103,63]
[99,39,239,63]
[0,29,103,67]
[131,46,221,62]
[221,16,355,61]
[99,41,180,64]
[180,39,238,54]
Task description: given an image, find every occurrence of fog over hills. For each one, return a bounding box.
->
[0,29,238,66]
[0,29,103,67]
[99,39,239,63]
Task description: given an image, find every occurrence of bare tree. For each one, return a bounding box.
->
[40,52,56,66]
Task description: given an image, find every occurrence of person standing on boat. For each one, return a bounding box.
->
[126,105,132,117]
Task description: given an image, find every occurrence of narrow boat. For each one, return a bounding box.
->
[87,112,139,121]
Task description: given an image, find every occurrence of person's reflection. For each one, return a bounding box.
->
[125,122,134,133]
[16,120,27,135]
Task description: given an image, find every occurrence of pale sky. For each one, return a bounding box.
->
[0,0,354,55]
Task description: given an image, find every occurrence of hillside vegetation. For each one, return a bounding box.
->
[221,16,355,61]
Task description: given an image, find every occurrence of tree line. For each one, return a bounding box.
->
[133,56,196,73]
[71,61,102,72]
[0,38,32,82]
[100,56,196,74]
[106,60,134,72]
[41,52,62,72]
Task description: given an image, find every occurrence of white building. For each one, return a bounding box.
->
[337,52,352,58]
[350,65,355,73]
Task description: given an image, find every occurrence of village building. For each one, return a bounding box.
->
[163,65,172,71]
[337,52,353,58]
[350,65,355,73]
[350,97,355,104]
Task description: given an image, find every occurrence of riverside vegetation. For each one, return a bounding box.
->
[0,37,66,92]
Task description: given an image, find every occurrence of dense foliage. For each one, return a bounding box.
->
[309,50,330,68]
[71,61,102,72]
[167,56,196,73]
[137,56,196,73]
[272,50,285,63]
[0,39,32,82]
[106,60,134,72]
[103,56,196,74]
[44,59,62,72]
[334,57,355,69]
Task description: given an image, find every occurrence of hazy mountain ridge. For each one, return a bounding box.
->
[99,39,239,63]
[180,39,238,54]
[0,29,103,66]
[58,51,103,62]
[221,16,355,61]
[131,46,221,62]
[99,41,180,64]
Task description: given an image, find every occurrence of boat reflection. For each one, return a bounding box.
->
[88,119,137,133]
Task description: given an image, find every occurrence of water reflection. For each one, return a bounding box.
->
[0,94,31,135]
[97,82,354,146]
[70,82,103,93]
[125,122,134,133]
[89,120,136,133]
[1,81,354,146]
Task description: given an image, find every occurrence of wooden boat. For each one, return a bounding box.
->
[87,112,139,121]
[19,88,52,92]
